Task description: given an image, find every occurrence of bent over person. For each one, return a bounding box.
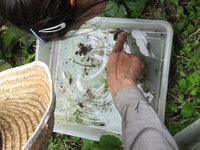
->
[106,32,179,150]
[0,0,179,149]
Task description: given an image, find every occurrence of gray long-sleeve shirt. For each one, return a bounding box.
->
[114,86,179,150]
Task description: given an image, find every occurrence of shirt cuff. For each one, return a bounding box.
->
[113,86,147,117]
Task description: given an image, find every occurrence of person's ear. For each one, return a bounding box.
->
[70,0,76,6]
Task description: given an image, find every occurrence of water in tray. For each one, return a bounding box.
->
[54,28,165,133]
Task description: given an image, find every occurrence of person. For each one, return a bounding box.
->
[107,32,179,150]
[0,0,179,149]
[0,0,108,42]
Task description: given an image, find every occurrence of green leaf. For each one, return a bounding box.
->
[178,79,187,89]
[0,60,12,72]
[193,72,200,83]
[170,0,179,6]
[82,139,96,150]
[188,7,197,18]
[181,103,196,118]
[180,71,186,77]
[171,84,179,93]
[99,135,123,150]
[168,103,178,113]
[2,29,18,58]
[187,23,195,33]
[25,53,35,64]
[190,89,197,96]
[71,136,81,142]
[177,6,185,16]
[101,1,127,18]
[168,122,182,135]
[176,21,186,31]
[178,94,184,101]
[123,0,149,18]
[188,75,195,84]
[3,29,16,49]
[196,98,200,105]
[2,27,34,60]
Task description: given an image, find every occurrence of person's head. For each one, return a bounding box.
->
[0,0,108,42]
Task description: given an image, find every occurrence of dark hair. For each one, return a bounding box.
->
[0,0,107,42]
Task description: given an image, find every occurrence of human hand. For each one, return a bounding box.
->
[107,32,144,97]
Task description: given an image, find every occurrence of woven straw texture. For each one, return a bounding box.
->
[0,64,54,150]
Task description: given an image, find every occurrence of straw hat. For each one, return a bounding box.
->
[0,61,55,150]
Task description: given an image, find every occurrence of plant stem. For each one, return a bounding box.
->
[73,61,96,67]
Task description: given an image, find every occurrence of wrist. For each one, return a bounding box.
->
[120,79,136,87]
[110,79,136,97]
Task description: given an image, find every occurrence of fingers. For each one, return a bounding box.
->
[112,32,127,53]
[107,32,128,84]
[117,52,129,79]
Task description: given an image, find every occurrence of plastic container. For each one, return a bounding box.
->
[35,17,173,141]
[174,119,200,150]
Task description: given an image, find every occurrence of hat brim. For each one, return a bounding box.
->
[0,61,54,150]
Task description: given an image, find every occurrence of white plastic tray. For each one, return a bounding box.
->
[35,17,173,141]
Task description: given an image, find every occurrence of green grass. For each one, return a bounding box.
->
[0,25,35,66]
[48,134,123,150]
[163,0,200,135]
[0,0,199,149]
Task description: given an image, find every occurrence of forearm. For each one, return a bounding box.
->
[114,86,178,150]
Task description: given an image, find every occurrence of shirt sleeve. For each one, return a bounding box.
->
[114,86,179,150]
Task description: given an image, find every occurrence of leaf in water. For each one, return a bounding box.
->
[0,60,12,72]
[181,103,195,118]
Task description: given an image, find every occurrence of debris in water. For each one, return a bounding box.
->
[75,43,93,56]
